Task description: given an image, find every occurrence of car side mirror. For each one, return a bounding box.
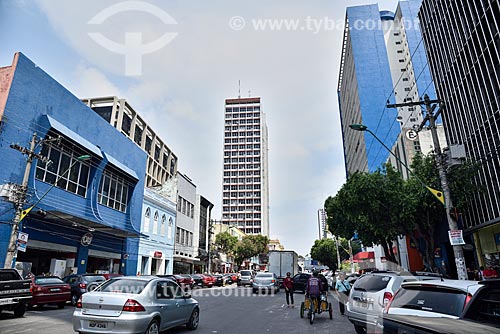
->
[183,293,191,299]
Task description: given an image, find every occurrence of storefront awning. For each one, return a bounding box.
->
[103,152,139,180]
[353,251,375,262]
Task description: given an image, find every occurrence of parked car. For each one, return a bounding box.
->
[102,273,123,280]
[175,274,195,290]
[29,275,71,309]
[238,270,255,287]
[380,279,500,334]
[346,271,442,334]
[213,274,229,287]
[62,273,106,305]
[200,274,214,287]
[191,274,205,288]
[252,272,280,294]
[223,273,236,284]
[73,276,199,333]
[0,268,32,317]
[383,279,481,318]
[228,273,239,283]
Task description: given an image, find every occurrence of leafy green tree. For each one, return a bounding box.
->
[325,165,413,264]
[310,239,338,270]
[234,235,269,267]
[214,232,238,256]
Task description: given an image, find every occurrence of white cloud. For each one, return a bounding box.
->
[71,64,122,98]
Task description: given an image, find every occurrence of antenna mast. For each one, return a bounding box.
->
[238,80,241,98]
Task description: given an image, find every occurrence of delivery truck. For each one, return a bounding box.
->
[267,250,299,286]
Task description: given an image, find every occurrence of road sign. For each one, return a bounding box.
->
[406,129,419,141]
[448,230,465,246]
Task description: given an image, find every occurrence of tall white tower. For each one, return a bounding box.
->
[221,97,269,236]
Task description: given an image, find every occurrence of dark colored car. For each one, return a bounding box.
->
[292,273,328,293]
[29,276,71,309]
[191,274,204,288]
[62,273,106,305]
[223,273,235,284]
[213,274,229,287]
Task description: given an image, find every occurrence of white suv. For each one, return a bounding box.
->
[346,271,440,334]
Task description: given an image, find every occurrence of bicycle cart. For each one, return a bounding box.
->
[299,293,333,324]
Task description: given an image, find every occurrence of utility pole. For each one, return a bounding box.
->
[4,133,49,268]
[333,235,341,269]
[348,239,354,274]
[387,94,467,280]
[207,219,215,274]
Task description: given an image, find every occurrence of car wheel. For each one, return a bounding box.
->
[186,308,199,330]
[87,282,100,292]
[145,319,159,334]
[58,302,65,309]
[71,294,78,306]
[354,325,366,334]
[300,302,305,318]
[13,303,27,317]
[252,289,257,294]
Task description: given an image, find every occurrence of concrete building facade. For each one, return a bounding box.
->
[221,97,270,236]
[419,0,500,269]
[82,97,178,188]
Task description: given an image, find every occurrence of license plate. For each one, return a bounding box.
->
[50,288,61,292]
[355,301,368,308]
[0,298,14,305]
[89,321,107,329]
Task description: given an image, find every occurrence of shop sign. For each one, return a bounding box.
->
[448,230,465,246]
[16,232,29,252]
[153,251,163,258]
[81,232,93,246]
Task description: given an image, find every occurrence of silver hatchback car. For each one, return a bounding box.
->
[73,276,199,334]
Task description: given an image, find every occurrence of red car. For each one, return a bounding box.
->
[29,276,71,309]
[174,274,195,290]
[200,274,215,287]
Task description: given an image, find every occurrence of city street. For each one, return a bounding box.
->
[0,285,356,334]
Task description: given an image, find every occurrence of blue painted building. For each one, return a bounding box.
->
[137,188,176,275]
[0,53,147,276]
[338,0,436,177]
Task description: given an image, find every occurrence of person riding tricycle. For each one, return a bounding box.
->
[300,270,333,324]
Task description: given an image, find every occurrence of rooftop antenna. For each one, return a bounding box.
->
[248,90,251,97]
[238,80,241,98]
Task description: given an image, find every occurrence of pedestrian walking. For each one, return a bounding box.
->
[335,272,351,316]
[283,272,294,308]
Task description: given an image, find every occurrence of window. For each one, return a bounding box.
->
[36,143,90,197]
[167,218,173,239]
[98,170,130,212]
[152,211,159,234]
[144,207,151,232]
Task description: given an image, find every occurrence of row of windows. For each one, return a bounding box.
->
[222,206,262,212]
[225,119,260,125]
[223,171,261,176]
[223,164,262,170]
[223,185,262,190]
[223,140,261,149]
[176,227,193,246]
[223,157,261,163]
[223,192,262,198]
[225,106,260,112]
[177,195,194,218]
[223,199,261,204]
[35,144,90,198]
[225,125,260,131]
[35,142,132,213]
[224,131,261,137]
[143,207,173,237]
[224,150,261,157]
[225,113,260,119]
[223,177,261,183]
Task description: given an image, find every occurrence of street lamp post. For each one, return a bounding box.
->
[3,154,91,268]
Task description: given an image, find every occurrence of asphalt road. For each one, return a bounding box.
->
[0,285,357,334]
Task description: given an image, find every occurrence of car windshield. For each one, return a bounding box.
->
[97,279,148,294]
[84,275,106,283]
[354,275,391,292]
[35,277,64,285]
[241,271,252,276]
[390,286,467,317]
[256,273,273,278]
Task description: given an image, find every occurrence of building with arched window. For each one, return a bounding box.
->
[137,188,176,275]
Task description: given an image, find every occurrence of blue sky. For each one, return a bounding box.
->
[1,0,398,255]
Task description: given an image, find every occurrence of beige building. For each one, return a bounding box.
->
[82,96,178,187]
